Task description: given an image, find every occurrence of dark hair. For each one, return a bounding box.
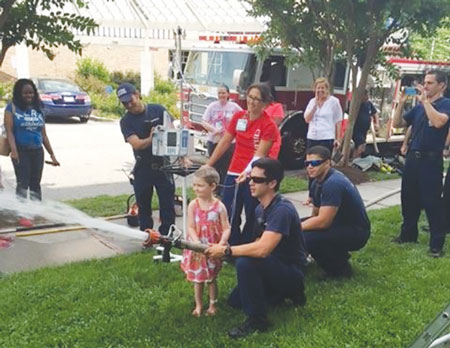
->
[247,83,272,103]
[426,70,448,85]
[252,157,284,191]
[12,79,41,111]
[264,82,277,102]
[306,146,331,161]
[218,84,230,93]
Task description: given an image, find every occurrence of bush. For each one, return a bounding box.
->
[110,71,140,88]
[74,75,108,95]
[0,82,13,102]
[76,58,110,83]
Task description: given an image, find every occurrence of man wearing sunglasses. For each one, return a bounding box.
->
[301,146,370,278]
[118,83,175,240]
[206,158,307,338]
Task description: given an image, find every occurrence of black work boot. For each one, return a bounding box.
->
[228,317,270,339]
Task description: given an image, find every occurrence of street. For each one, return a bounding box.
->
[0,118,136,200]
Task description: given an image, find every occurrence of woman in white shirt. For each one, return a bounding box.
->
[304,77,343,153]
[202,84,242,190]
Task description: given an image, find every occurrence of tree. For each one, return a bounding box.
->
[410,17,450,61]
[247,0,450,165]
[0,0,98,67]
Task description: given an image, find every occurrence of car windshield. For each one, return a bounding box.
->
[40,80,81,92]
[184,51,253,89]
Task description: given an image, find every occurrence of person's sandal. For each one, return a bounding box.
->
[206,299,218,316]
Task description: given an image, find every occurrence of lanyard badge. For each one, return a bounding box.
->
[236,118,248,132]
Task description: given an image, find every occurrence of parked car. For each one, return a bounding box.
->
[32,78,92,123]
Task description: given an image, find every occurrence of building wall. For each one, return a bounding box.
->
[1,43,170,81]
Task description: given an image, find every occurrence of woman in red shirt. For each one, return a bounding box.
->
[207,83,280,245]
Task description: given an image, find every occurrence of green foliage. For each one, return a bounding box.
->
[410,17,450,61]
[110,70,141,88]
[0,82,12,101]
[0,0,97,66]
[1,207,449,347]
[73,60,179,119]
[75,57,110,83]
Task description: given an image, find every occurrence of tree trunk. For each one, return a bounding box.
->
[0,42,12,67]
[340,35,382,166]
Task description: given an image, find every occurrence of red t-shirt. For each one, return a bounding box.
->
[264,102,284,158]
[227,110,279,174]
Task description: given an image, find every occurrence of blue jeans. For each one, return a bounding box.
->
[303,225,369,276]
[12,146,44,200]
[222,174,259,245]
[227,256,305,318]
[133,165,175,234]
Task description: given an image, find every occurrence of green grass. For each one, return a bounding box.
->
[65,177,308,218]
[1,207,449,347]
[366,170,401,182]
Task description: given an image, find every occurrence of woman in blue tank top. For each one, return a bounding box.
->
[4,79,59,200]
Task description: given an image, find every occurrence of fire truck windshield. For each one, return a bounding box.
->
[184,51,255,89]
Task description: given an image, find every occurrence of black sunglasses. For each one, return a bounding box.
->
[305,159,326,167]
[248,176,271,184]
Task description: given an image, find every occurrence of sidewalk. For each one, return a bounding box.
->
[0,178,402,274]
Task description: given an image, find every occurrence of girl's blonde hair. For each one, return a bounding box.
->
[194,166,220,186]
[313,77,330,91]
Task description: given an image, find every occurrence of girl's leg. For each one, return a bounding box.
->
[193,282,204,317]
[206,279,218,316]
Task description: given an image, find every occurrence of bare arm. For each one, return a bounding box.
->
[201,121,217,134]
[41,125,59,166]
[400,125,412,156]
[126,128,153,151]
[218,202,231,245]
[392,90,408,128]
[301,206,338,231]
[304,103,317,123]
[206,231,282,259]
[4,111,18,161]
[206,131,233,166]
[422,99,449,128]
[187,201,200,243]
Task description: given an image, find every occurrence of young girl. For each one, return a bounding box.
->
[180,166,230,317]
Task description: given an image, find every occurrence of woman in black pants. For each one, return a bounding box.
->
[4,79,59,200]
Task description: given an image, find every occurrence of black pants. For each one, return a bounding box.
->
[207,141,234,193]
[12,147,44,200]
[303,225,370,276]
[400,153,445,250]
[227,256,304,319]
[133,164,175,234]
[443,166,450,232]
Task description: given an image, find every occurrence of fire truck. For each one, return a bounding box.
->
[179,35,350,169]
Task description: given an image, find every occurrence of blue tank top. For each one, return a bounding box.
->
[6,103,44,148]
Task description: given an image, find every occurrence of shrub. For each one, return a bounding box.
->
[76,58,110,83]
[74,75,108,95]
[0,82,13,102]
[110,71,140,88]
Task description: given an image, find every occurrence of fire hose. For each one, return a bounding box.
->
[143,229,207,253]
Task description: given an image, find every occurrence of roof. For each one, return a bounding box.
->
[57,0,264,40]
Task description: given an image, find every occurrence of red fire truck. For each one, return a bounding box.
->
[179,36,350,169]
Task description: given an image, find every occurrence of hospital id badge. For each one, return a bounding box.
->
[236,118,248,132]
[216,121,223,131]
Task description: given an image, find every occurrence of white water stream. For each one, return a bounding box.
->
[0,192,148,241]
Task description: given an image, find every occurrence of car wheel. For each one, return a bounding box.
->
[79,115,89,123]
[279,112,308,169]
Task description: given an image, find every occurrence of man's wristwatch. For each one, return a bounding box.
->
[224,245,232,256]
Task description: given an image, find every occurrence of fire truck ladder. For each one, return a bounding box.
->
[409,304,450,348]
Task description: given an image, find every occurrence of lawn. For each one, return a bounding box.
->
[65,176,309,218]
[1,206,449,348]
